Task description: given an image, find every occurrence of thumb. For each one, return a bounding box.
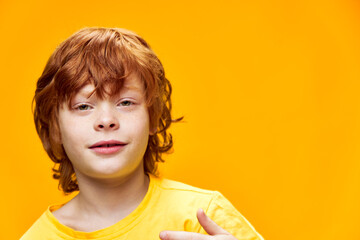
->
[196,208,230,236]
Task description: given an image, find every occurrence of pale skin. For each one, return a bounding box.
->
[52,75,239,239]
[53,75,153,231]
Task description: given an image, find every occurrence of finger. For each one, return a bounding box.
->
[196,208,230,236]
[159,230,211,240]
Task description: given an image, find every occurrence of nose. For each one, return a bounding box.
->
[94,107,119,131]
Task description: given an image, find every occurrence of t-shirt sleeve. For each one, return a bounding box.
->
[200,191,264,240]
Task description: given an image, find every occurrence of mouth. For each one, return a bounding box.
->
[89,140,127,154]
[89,140,127,148]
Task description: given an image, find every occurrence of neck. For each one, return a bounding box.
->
[72,163,150,220]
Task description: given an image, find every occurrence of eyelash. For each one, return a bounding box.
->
[73,100,134,111]
[118,100,134,107]
[75,104,92,111]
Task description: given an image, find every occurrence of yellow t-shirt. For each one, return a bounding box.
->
[20,175,263,240]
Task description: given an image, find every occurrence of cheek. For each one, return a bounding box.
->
[61,128,77,145]
[130,121,149,142]
[127,111,150,144]
[59,128,78,158]
[58,116,86,148]
[59,125,89,167]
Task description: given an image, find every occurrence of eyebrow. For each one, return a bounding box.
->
[73,82,144,101]
[121,85,142,92]
[78,89,96,99]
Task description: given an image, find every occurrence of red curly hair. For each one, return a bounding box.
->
[33,27,179,194]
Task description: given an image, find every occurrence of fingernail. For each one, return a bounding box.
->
[198,208,204,215]
[159,231,166,239]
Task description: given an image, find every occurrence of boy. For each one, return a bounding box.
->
[21,27,263,240]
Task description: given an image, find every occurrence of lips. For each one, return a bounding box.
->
[89,140,127,154]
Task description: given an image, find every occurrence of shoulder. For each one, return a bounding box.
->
[153,177,237,221]
[20,201,78,240]
[151,176,218,204]
[200,190,264,240]
[151,176,263,240]
[20,211,51,240]
[155,176,215,194]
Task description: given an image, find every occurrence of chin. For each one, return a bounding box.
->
[88,160,142,179]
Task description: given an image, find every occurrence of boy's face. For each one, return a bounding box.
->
[58,74,151,181]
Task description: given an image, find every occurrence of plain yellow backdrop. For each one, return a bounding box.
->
[1,0,360,239]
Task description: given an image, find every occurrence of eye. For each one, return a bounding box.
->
[75,104,92,111]
[119,100,133,107]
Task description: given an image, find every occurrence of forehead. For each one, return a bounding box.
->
[73,74,145,99]
[121,74,145,92]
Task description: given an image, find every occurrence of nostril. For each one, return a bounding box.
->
[97,123,117,129]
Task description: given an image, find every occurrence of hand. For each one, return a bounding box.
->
[159,208,238,240]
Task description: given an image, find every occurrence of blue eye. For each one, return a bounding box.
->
[76,104,91,110]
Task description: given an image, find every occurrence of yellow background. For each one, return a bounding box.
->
[1,0,360,239]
